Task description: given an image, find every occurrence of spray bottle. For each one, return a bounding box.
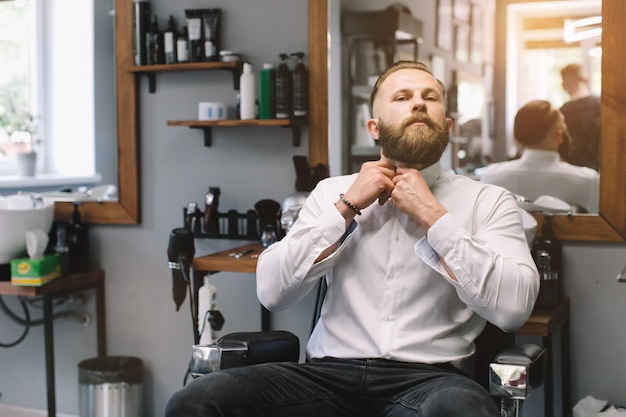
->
[531,214,562,309]
[290,52,308,118]
[275,53,293,119]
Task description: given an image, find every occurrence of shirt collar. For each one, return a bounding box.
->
[420,161,442,187]
[519,149,561,163]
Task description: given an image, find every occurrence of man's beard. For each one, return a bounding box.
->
[377,113,449,168]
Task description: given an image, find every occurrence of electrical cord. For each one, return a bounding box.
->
[0,295,89,328]
[178,255,198,387]
[0,296,30,348]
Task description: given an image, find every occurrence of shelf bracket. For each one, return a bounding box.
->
[190,127,212,147]
[146,74,157,93]
[282,125,301,147]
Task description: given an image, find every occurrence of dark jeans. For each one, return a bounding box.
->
[165,358,500,417]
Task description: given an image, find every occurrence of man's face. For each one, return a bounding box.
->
[369,68,451,168]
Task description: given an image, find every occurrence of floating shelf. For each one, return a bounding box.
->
[167,119,308,147]
[126,61,244,93]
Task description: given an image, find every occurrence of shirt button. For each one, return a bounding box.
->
[385,315,392,321]
[384,352,391,359]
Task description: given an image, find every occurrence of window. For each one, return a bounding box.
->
[0,0,98,184]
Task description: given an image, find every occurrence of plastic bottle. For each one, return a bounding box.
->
[290,52,308,118]
[275,53,293,119]
[259,63,275,119]
[176,26,189,63]
[133,0,150,65]
[197,275,217,345]
[239,62,256,120]
[163,15,178,64]
[67,204,90,274]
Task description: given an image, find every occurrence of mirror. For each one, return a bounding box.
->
[54,0,139,224]
[307,0,626,242]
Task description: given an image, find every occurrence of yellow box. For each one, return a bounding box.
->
[10,254,62,286]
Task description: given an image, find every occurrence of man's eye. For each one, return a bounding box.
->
[425,96,438,101]
[395,96,408,101]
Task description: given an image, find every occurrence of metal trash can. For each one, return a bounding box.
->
[79,356,143,417]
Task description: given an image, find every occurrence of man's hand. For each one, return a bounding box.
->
[391,167,448,232]
[342,160,397,209]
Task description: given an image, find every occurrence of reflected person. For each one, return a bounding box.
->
[165,61,539,417]
[479,99,599,213]
[559,63,601,170]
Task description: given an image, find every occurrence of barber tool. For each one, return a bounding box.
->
[229,248,253,259]
[204,187,221,236]
[254,199,281,247]
[167,228,195,311]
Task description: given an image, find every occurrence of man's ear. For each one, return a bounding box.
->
[445,117,454,134]
[367,118,380,140]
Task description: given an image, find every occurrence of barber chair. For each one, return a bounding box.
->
[189,279,546,417]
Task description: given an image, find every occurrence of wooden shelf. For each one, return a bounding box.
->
[126,61,243,92]
[167,118,308,147]
[193,243,265,274]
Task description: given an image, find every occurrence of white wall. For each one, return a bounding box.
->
[0,0,625,416]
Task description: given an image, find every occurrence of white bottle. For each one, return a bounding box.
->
[197,276,217,345]
[239,62,256,120]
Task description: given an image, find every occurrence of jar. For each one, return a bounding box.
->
[219,50,241,62]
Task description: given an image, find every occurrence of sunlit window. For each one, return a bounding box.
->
[0,0,95,180]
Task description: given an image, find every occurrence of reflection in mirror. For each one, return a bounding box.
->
[309,0,625,241]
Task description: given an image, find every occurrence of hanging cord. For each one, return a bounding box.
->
[182,308,213,387]
[0,295,90,329]
[0,296,30,348]
[178,255,198,387]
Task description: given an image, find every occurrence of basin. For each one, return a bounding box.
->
[0,194,55,264]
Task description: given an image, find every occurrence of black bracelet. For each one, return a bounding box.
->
[339,193,362,215]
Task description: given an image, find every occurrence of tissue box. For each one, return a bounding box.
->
[10,254,62,286]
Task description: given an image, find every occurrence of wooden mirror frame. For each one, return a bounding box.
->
[53,0,140,225]
[307,0,626,242]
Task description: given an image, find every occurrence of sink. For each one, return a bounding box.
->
[0,194,55,264]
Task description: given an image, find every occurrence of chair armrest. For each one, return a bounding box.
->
[189,330,299,378]
[489,343,547,399]
[218,330,300,368]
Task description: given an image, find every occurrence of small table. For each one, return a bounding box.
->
[0,270,107,417]
[192,243,267,341]
[517,298,570,417]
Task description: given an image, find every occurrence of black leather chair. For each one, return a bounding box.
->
[189,280,546,417]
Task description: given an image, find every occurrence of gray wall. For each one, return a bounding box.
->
[0,0,625,416]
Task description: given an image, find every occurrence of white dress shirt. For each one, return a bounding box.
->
[256,162,539,369]
[478,149,599,213]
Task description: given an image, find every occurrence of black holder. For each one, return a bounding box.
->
[182,206,283,240]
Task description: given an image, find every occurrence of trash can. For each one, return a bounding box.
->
[79,356,143,417]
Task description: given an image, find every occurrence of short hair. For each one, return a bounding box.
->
[560,63,587,81]
[514,100,561,146]
[369,61,446,110]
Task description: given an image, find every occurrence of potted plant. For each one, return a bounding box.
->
[0,92,40,176]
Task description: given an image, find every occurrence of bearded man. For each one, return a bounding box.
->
[165,61,539,417]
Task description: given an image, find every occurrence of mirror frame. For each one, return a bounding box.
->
[53,0,140,225]
[307,0,626,242]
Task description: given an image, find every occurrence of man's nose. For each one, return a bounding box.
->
[411,98,426,112]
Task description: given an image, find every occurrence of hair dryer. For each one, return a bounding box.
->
[167,228,195,311]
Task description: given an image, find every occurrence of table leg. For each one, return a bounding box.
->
[43,293,56,417]
[562,320,571,416]
[261,305,271,331]
[95,279,107,356]
[543,334,554,417]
